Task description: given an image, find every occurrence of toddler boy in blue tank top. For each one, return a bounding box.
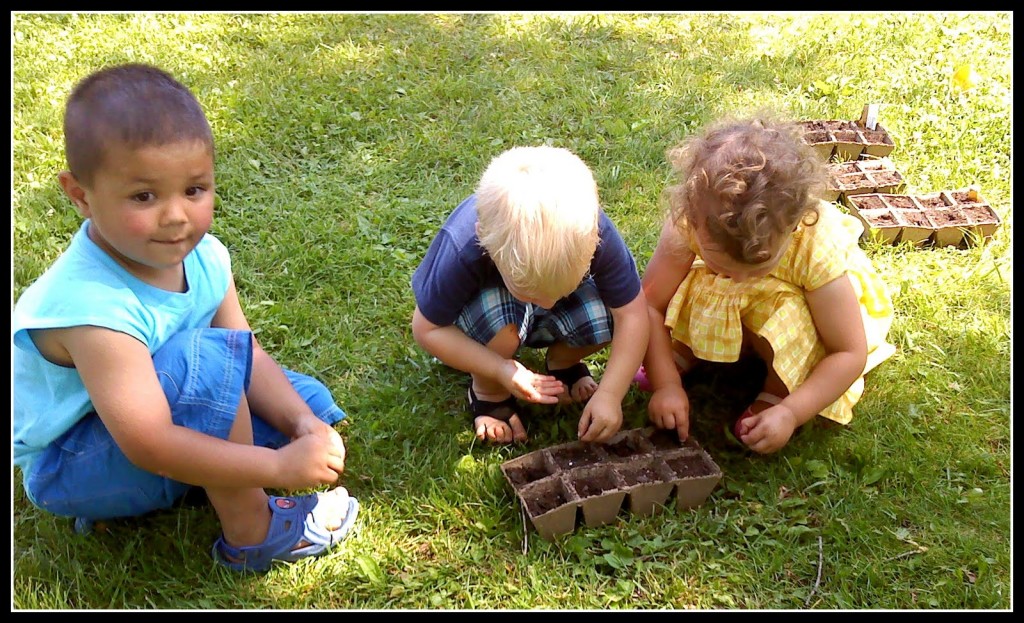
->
[13,63,358,573]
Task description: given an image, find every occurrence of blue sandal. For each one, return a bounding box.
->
[212,489,359,573]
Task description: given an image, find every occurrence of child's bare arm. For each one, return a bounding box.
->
[597,290,649,401]
[638,219,696,438]
[411,306,563,403]
[210,275,338,446]
[789,273,869,423]
[577,290,649,443]
[741,274,867,455]
[641,218,695,391]
[52,326,339,490]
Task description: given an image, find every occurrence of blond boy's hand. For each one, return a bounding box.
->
[577,390,622,443]
[502,359,564,404]
[647,385,690,441]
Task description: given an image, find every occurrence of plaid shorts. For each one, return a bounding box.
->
[455,276,613,349]
[24,327,346,521]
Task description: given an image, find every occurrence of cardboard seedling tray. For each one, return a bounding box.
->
[799,119,896,162]
[845,188,1001,248]
[501,427,722,541]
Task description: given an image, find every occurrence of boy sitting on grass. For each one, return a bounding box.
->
[13,63,358,573]
[411,146,649,444]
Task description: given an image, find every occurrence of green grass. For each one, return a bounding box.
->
[12,12,1011,610]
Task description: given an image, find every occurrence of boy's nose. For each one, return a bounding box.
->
[161,198,190,224]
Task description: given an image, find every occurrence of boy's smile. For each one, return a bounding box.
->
[62,140,215,290]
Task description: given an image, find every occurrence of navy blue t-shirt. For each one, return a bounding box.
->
[412,194,641,327]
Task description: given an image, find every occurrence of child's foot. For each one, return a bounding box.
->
[468,386,528,444]
[547,361,598,404]
[213,487,359,573]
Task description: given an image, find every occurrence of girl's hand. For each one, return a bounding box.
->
[647,385,690,441]
[501,359,564,404]
[738,404,797,454]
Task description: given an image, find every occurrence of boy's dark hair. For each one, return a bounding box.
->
[63,63,213,186]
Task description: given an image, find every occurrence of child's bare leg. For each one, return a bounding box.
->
[204,393,349,552]
[744,331,789,413]
[546,341,605,403]
[670,341,699,376]
[470,323,527,443]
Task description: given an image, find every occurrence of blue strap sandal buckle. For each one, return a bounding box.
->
[212,489,359,573]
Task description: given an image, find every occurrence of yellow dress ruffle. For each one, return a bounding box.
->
[664,200,896,424]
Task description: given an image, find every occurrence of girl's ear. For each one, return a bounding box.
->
[58,170,91,218]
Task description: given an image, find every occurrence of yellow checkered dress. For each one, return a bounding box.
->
[664,200,896,424]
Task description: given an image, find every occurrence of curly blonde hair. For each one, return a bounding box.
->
[475,146,600,300]
[665,115,827,264]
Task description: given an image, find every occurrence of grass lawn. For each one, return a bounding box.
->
[12,12,1011,610]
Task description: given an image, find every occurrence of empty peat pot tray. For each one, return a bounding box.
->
[501,427,723,541]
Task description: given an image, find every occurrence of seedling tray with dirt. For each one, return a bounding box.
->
[845,188,1001,247]
[501,427,722,541]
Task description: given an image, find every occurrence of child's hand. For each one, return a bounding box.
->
[275,433,346,490]
[502,359,564,404]
[577,390,623,443]
[292,416,347,469]
[737,404,797,454]
[647,386,690,441]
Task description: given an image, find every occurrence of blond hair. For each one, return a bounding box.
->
[475,146,600,300]
[666,115,826,264]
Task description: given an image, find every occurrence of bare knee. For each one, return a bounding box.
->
[485,324,521,359]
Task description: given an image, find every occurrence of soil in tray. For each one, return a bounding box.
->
[830,162,861,176]
[852,195,885,210]
[647,428,682,450]
[918,194,951,209]
[800,120,829,132]
[804,130,831,145]
[619,464,662,486]
[897,209,931,227]
[925,208,967,226]
[823,120,859,132]
[665,453,709,478]
[949,190,981,204]
[605,434,649,458]
[832,130,860,143]
[865,210,899,226]
[961,204,998,224]
[549,444,604,469]
[860,129,893,145]
[886,195,917,209]
[524,486,568,516]
[871,171,902,187]
[571,470,619,498]
[506,462,551,487]
[837,172,871,188]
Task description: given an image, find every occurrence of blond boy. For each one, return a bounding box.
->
[411,146,649,444]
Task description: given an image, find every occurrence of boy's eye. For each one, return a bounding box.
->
[185,186,205,197]
[132,192,155,202]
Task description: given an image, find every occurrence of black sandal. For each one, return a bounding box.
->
[467,385,519,423]
[546,361,594,392]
